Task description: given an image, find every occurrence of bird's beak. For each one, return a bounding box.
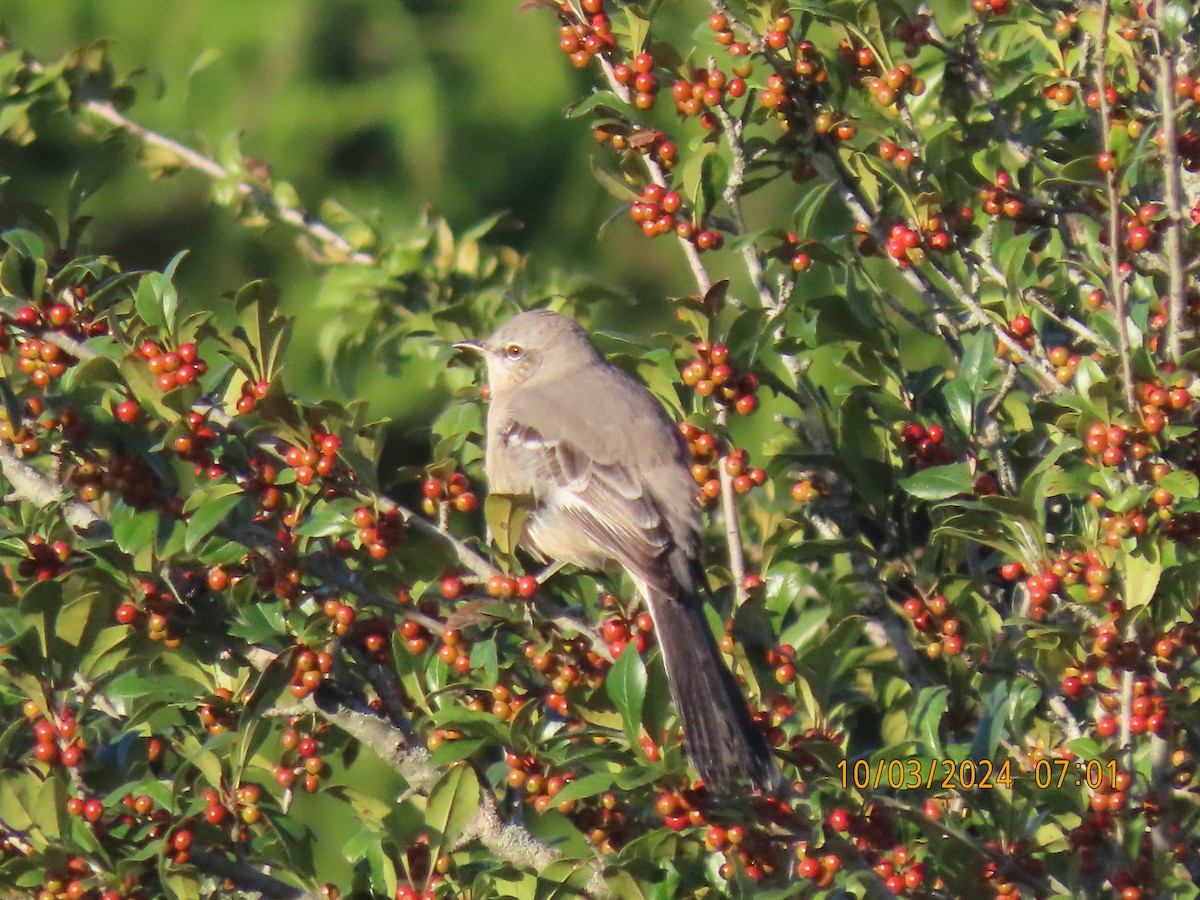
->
[453,340,485,355]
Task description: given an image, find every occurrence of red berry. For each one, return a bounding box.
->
[115,400,141,423]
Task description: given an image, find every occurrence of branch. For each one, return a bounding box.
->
[188,849,323,900]
[280,687,613,898]
[0,442,107,535]
[715,413,748,607]
[711,94,778,316]
[1094,2,1138,412]
[81,101,375,266]
[1150,15,1188,364]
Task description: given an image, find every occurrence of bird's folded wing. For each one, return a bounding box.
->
[499,417,677,589]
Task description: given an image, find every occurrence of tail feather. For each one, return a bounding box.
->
[647,590,779,792]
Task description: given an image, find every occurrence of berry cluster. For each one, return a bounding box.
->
[789,39,828,86]
[71,452,165,512]
[16,334,75,388]
[288,645,333,699]
[282,429,343,486]
[398,616,433,654]
[198,784,264,835]
[705,10,755,67]
[521,638,606,715]
[901,594,965,657]
[724,448,768,495]
[504,751,578,814]
[1043,70,1077,106]
[611,51,659,110]
[233,378,270,415]
[420,470,477,515]
[173,410,223,475]
[629,183,724,250]
[576,791,628,854]
[776,231,819,272]
[352,506,406,559]
[13,535,71,582]
[896,422,955,469]
[1083,420,1143,470]
[978,172,1048,234]
[864,62,926,108]
[114,579,186,647]
[554,0,613,70]
[0,397,87,459]
[679,341,760,413]
[883,223,922,267]
[877,139,918,171]
[1087,672,1169,738]
[766,643,797,685]
[806,805,911,888]
[198,687,241,736]
[28,855,119,900]
[872,845,928,896]
[25,701,84,767]
[483,572,538,599]
[276,723,329,793]
[670,66,745,127]
[135,340,206,392]
[1046,344,1084,384]
[971,0,1010,15]
[357,617,391,659]
[436,627,474,674]
[894,15,934,56]
[599,604,654,658]
[480,683,530,723]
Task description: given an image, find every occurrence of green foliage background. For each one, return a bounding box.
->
[0,0,691,416]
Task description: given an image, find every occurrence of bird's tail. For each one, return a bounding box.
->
[646,589,780,792]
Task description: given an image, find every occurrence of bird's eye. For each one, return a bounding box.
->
[505,343,524,360]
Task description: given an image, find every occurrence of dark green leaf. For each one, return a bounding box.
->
[899,462,973,500]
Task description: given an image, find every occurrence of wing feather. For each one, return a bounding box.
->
[493,416,679,594]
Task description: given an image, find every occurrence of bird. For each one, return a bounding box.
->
[455,309,779,791]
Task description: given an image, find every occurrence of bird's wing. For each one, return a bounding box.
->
[494,390,683,592]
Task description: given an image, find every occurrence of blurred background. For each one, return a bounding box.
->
[0,1,718,410]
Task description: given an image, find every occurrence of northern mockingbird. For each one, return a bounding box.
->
[456,309,778,791]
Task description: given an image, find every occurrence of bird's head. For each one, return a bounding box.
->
[454,309,600,395]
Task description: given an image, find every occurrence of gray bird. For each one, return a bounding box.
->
[456,309,778,791]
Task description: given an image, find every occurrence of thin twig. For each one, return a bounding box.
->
[1094,2,1138,412]
[711,95,777,315]
[82,101,375,266]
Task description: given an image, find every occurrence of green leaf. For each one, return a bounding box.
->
[606,646,646,748]
[899,462,973,500]
[426,764,480,855]
[183,490,243,552]
[1,228,45,261]
[958,330,993,401]
[546,771,615,806]
[911,686,949,754]
[1157,470,1198,499]
[1122,547,1161,609]
[969,682,1009,760]
[484,493,530,559]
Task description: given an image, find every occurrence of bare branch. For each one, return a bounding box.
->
[81,101,375,266]
[1094,2,1138,412]
[1151,16,1189,363]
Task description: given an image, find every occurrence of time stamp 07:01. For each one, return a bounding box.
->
[837,757,1120,791]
